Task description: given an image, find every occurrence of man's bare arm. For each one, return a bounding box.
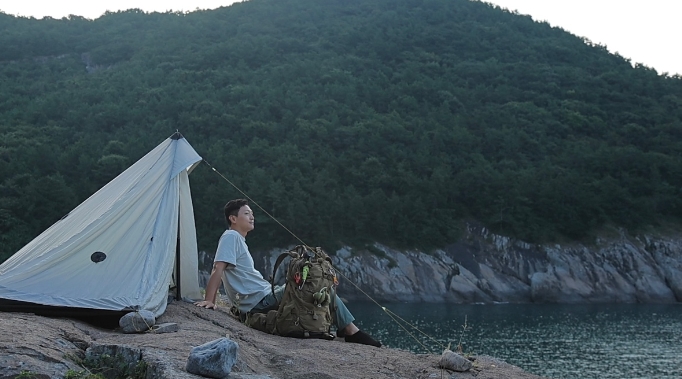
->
[194,261,230,309]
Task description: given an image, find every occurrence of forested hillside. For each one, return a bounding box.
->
[2,0,682,261]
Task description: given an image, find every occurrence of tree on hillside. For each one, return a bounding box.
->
[1,0,681,261]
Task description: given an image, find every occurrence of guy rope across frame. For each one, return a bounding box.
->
[201,158,447,354]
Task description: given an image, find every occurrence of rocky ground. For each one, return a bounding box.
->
[0,301,550,379]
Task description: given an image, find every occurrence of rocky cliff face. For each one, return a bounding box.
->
[251,225,682,304]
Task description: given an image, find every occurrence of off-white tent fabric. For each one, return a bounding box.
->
[0,133,203,317]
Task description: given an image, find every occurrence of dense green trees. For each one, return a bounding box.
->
[1,0,682,262]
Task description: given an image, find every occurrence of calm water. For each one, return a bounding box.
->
[349,302,682,379]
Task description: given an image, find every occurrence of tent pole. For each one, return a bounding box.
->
[175,204,181,301]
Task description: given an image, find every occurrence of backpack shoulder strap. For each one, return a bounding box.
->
[270,248,300,303]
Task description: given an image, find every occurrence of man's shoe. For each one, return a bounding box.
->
[345,330,381,347]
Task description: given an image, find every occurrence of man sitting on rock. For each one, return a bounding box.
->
[195,198,381,347]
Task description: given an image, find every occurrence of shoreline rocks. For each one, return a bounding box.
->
[249,226,682,304]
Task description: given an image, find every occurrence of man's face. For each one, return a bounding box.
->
[230,205,255,234]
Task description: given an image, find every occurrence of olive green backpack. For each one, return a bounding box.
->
[246,245,337,339]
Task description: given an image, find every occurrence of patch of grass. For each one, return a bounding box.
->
[456,315,472,354]
[14,371,44,379]
[64,370,106,379]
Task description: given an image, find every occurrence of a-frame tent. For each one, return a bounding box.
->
[0,132,203,326]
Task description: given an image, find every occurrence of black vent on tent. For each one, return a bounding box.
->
[91,251,107,263]
[170,131,184,140]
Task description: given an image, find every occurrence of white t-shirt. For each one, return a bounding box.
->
[214,229,271,313]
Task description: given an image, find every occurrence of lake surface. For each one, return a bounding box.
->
[349,302,682,379]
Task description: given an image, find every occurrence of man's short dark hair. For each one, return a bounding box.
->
[224,199,249,226]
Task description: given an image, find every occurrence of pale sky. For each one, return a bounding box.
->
[486,0,682,76]
[1,0,680,76]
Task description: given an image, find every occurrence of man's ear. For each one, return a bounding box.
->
[228,214,236,224]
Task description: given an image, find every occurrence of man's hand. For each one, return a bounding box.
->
[194,300,217,309]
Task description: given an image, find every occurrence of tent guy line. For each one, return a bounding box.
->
[201,158,313,251]
[200,154,445,354]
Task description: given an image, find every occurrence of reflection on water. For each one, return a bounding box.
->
[349,302,682,379]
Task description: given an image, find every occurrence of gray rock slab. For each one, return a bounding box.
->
[186,337,238,379]
[148,322,179,334]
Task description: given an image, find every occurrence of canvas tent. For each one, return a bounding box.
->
[0,132,203,325]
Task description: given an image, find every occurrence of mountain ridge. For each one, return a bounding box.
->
[2,0,681,260]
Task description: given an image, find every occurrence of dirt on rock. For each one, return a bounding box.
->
[0,301,550,379]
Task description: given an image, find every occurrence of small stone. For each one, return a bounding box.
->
[147,322,179,334]
[186,338,238,378]
[439,349,473,372]
[119,310,156,333]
